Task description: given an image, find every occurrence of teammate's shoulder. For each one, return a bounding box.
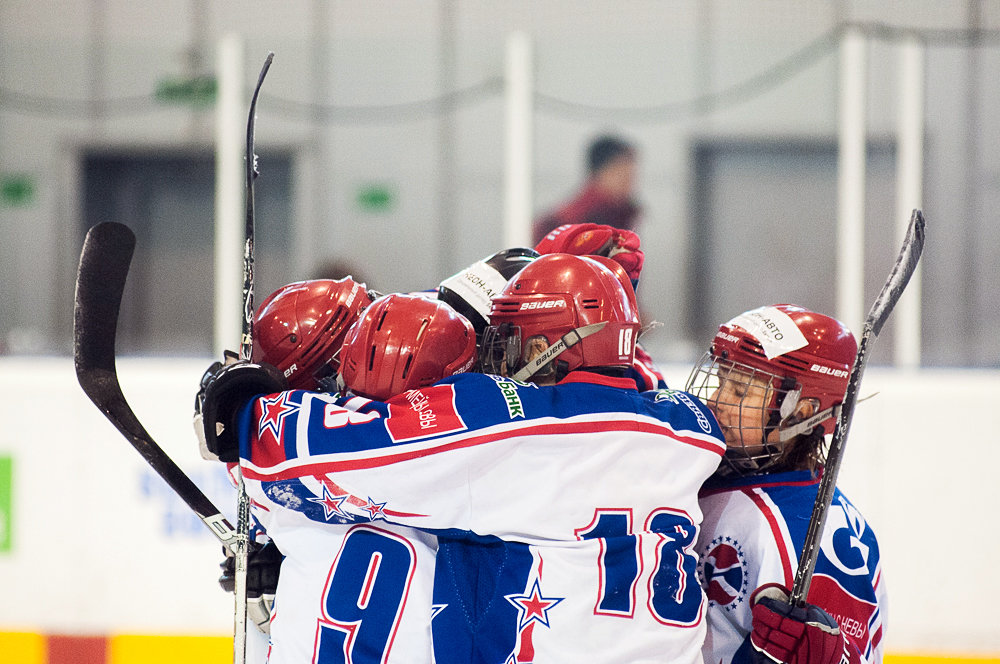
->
[643,387,718,424]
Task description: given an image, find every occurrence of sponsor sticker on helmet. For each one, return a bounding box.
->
[439,261,508,319]
[726,306,809,359]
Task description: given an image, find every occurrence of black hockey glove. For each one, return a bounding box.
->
[219,539,282,634]
[197,358,287,462]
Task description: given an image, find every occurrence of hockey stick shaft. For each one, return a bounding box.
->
[790,208,926,606]
[240,52,274,361]
[74,222,238,547]
[234,52,274,664]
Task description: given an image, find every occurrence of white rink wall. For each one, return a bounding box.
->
[0,357,997,654]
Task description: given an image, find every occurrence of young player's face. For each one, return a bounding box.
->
[706,366,776,450]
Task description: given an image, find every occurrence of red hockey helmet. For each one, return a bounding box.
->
[338,293,477,401]
[685,304,857,475]
[252,278,374,390]
[585,254,638,309]
[481,253,640,381]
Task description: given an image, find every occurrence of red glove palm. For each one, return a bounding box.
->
[749,584,848,664]
[534,223,644,283]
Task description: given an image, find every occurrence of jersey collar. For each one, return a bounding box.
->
[557,370,637,391]
[700,468,822,496]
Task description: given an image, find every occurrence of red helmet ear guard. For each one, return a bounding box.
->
[252,278,374,390]
[338,293,477,402]
[482,254,641,381]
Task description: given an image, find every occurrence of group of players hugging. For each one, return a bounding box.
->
[194,222,886,664]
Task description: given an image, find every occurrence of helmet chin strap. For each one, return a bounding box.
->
[512,321,607,383]
[777,403,841,442]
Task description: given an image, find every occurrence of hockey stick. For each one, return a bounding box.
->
[74,221,238,548]
[789,208,926,606]
[233,51,274,664]
[240,51,273,361]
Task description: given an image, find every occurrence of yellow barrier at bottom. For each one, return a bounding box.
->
[1,631,998,664]
[0,632,45,664]
[108,634,232,664]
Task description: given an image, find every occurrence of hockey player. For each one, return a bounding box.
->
[685,304,887,664]
[202,253,726,663]
[204,292,477,662]
[532,221,666,390]
[197,276,377,637]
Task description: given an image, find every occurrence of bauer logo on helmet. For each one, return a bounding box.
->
[519,299,567,311]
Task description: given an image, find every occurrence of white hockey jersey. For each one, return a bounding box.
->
[696,471,887,664]
[237,371,725,663]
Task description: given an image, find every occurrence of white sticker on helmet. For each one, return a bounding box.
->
[439,261,509,319]
[727,306,809,359]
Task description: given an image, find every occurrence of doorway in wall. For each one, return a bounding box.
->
[689,138,897,364]
[82,151,293,355]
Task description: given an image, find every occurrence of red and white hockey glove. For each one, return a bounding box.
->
[749,583,847,664]
[534,223,645,284]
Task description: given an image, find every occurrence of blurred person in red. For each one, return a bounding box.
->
[532,134,641,246]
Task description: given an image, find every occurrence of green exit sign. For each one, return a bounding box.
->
[0,174,35,207]
[155,75,217,107]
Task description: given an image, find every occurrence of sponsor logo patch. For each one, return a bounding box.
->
[489,375,526,418]
[655,389,714,433]
[699,537,749,611]
[385,384,467,442]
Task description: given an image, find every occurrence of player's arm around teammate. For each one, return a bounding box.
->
[214,255,726,663]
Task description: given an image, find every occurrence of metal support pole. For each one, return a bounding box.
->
[836,27,868,337]
[214,34,245,356]
[894,35,925,368]
[503,31,533,249]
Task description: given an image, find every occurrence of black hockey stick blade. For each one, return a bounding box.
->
[74,222,237,548]
[866,209,925,338]
[790,208,925,606]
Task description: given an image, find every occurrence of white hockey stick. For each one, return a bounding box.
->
[790,208,925,606]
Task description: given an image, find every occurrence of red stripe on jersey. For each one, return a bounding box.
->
[743,488,794,587]
[244,418,724,481]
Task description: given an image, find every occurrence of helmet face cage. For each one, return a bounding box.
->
[480,323,561,379]
[685,352,799,477]
[479,322,521,376]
